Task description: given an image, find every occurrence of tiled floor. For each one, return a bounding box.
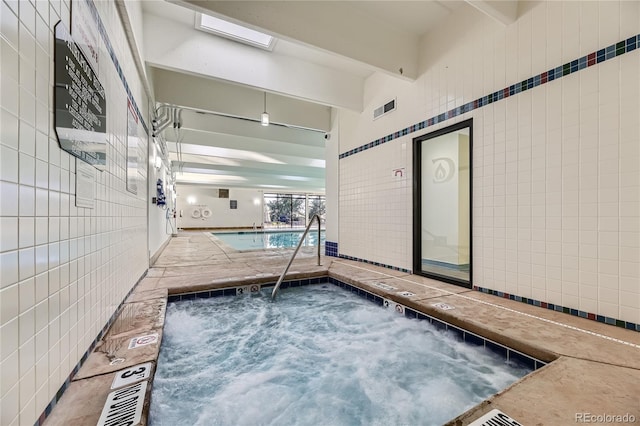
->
[44,231,640,426]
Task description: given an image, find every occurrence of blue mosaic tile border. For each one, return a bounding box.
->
[168,277,546,371]
[83,0,148,134]
[338,254,411,273]
[328,277,547,370]
[325,241,339,257]
[166,277,327,302]
[474,286,640,333]
[34,271,147,426]
[340,33,640,159]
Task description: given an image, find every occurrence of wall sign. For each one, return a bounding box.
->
[392,168,405,178]
[54,22,107,170]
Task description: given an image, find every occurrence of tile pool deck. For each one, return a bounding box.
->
[44,231,640,425]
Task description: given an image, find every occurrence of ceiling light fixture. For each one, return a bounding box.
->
[261,92,269,126]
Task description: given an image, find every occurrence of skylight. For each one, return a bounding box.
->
[196,13,276,51]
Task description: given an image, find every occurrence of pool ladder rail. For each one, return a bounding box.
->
[271,214,322,300]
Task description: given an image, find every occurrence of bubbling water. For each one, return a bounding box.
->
[150,284,530,426]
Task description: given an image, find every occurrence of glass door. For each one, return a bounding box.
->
[413,119,472,287]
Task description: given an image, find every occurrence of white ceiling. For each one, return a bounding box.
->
[140,1,518,193]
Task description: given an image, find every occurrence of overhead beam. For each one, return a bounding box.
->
[171,153,324,176]
[151,68,332,131]
[173,171,325,191]
[177,162,324,179]
[176,109,327,148]
[465,0,519,26]
[168,143,325,168]
[171,0,418,80]
[143,12,364,113]
[165,129,325,159]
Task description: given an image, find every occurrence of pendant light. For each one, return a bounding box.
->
[261,92,269,126]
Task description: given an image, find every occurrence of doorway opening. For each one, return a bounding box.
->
[413,119,472,287]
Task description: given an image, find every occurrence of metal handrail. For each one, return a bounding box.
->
[271,214,322,299]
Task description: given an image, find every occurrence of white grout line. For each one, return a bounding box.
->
[337,261,640,350]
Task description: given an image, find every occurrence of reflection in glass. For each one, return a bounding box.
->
[414,121,471,286]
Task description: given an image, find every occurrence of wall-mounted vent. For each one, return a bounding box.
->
[373,99,396,120]
[218,189,229,198]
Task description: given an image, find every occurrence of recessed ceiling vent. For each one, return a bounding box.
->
[373,99,396,120]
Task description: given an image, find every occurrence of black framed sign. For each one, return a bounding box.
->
[54,22,107,170]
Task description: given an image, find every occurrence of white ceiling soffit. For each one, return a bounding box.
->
[170,0,441,80]
[142,3,366,112]
[165,109,325,192]
[465,1,519,26]
[151,68,331,132]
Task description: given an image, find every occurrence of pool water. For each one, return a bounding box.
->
[149,284,531,426]
[213,230,325,250]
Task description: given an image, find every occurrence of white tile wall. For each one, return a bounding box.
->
[339,139,411,269]
[336,1,640,324]
[0,0,150,424]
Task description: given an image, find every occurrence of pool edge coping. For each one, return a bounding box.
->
[41,264,640,426]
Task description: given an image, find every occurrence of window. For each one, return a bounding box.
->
[263,193,325,228]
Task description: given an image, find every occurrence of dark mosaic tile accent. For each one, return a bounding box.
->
[431,318,448,331]
[473,286,639,333]
[325,241,339,257]
[405,308,418,319]
[446,326,464,341]
[339,33,640,160]
[337,254,411,273]
[417,312,431,322]
[167,277,544,373]
[169,278,329,302]
[165,276,546,393]
[509,350,537,370]
[464,331,485,347]
[486,340,509,359]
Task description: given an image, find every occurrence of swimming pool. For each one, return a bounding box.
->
[149,282,535,426]
[213,230,325,250]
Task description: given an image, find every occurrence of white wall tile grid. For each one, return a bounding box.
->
[336,2,639,326]
[339,140,411,270]
[1,0,150,424]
